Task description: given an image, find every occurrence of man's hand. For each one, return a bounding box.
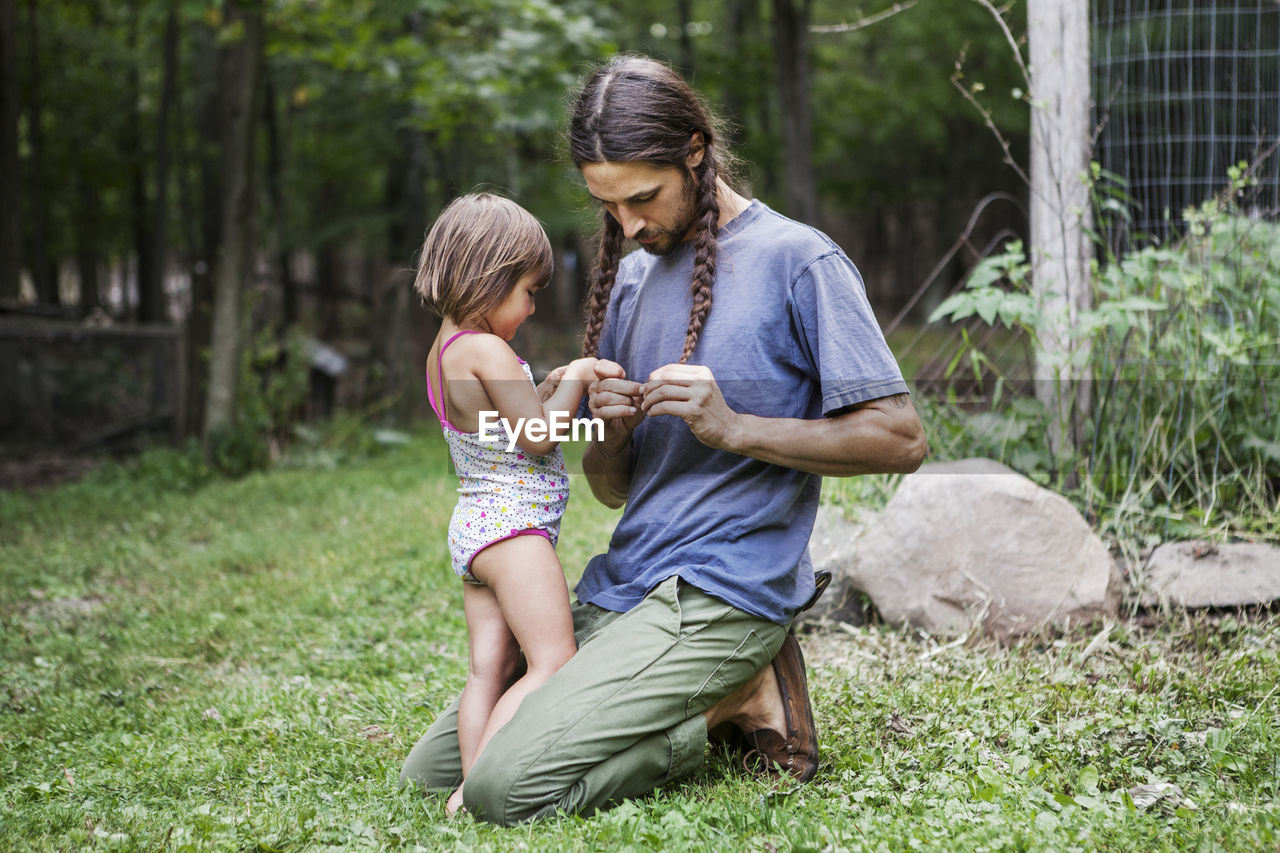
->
[588,360,644,449]
[639,363,739,450]
[640,365,927,473]
[583,360,643,507]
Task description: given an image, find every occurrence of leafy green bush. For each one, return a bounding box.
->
[201,327,312,478]
[929,183,1280,540]
[205,421,272,478]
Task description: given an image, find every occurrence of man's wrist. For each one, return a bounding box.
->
[715,411,750,455]
[594,435,632,459]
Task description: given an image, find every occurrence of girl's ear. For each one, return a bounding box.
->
[685,132,705,169]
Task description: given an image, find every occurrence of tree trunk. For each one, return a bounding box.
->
[772,0,817,224]
[0,0,19,303]
[127,5,153,322]
[143,1,179,325]
[1028,0,1092,470]
[377,134,425,416]
[180,20,221,435]
[75,173,102,315]
[202,3,263,438]
[317,236,342,341]
[676,0,695,78]
[768,0,819,222]
[722,0,754,149]
[375,9,428,421]
[24,0,55,306]
[263,73,298,328]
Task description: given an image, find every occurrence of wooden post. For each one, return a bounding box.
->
[1028,0,1092,470]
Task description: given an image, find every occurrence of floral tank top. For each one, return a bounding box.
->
[426,330,569,582]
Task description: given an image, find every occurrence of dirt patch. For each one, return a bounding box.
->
[25,593,108,616]
[20,593,110,633]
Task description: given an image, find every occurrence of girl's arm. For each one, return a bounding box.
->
[539,357,598,421]
[458,335,593,456]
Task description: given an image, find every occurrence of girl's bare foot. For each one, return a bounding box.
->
[445,784,465,817]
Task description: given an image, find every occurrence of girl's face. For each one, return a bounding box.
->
[482,271,544,340]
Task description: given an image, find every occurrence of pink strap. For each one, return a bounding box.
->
[427,330,481,428]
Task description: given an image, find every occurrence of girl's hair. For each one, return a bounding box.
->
[413,192,554,325]
[568,55,736,363]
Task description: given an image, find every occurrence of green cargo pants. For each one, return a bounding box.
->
[399,576,787,825]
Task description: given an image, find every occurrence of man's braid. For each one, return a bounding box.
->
[581,215,624,358]
[680,158,721,364]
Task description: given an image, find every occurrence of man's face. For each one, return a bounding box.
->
[581,160,699,257]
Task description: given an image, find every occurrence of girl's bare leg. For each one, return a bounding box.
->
[449,582,519,816]
[458,536,577,808]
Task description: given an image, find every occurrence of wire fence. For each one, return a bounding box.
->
[1092,0,1280,249]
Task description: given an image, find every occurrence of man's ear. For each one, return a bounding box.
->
[686,132,705,169]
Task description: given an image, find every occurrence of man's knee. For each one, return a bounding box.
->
[462,751,549,826]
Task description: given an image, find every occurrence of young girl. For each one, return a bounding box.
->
[415,193,600,817]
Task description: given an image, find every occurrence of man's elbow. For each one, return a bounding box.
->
[894,425,929,473]
[599,491,627,510]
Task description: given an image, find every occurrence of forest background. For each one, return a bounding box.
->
[0,0,1028,456]
[3,0,1278,540]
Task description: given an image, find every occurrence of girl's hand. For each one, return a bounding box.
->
[536,365,568,404]
[563,357,600,382]
[537,358,597,404]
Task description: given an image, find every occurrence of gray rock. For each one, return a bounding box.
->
[1138,540,1280,608]
[803,458,1117,638]
[804,505,871,625]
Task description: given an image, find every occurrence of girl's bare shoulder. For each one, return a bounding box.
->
[441,332,524,381]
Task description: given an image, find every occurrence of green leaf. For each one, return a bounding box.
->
[1244,435,1280,462]
[1077,764,1099,794]
[975,291,1001,326]
[928,292,977,323]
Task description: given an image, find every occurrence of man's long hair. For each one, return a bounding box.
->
[568,55,736,364]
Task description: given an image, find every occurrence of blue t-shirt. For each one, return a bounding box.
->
[576,200,909,625]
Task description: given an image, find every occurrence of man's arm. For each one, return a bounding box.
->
[582,361,645,508]
[639,365,927,477]
[582,435,633,509]
[723,393,927,476]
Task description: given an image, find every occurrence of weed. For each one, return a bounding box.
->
[928,188,1280,543]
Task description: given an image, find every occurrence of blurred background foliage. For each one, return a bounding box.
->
[2,0,1027,354]
[6,0,1275,539]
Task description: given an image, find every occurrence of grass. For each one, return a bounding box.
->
[2,434,1278,851]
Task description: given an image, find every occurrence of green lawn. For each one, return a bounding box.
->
[1,435,1277,851]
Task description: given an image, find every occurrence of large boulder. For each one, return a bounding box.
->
[805,505,871,625]
[1138,541,1280,608]
[803,458,1118,638]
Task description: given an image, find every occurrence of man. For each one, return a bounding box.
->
[401,54,926,825]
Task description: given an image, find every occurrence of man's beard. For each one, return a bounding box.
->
[635,222,690,256]
[636,174,699,257]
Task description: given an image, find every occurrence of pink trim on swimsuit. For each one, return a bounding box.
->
[426,329,480,434]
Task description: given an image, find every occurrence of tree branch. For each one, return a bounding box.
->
[810,0,918,34]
